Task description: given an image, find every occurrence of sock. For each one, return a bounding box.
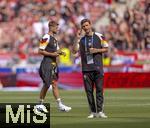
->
[56,98,62,106]
[39,99,44,105]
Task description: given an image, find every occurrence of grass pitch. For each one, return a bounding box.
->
[0,89,150,128]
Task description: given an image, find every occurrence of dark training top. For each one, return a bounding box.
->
[38,34,59,86]
[39,34,58,64]
[79,32,108,72]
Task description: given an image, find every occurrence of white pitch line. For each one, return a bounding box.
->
[49,103,150,108]
[1,96,150,100]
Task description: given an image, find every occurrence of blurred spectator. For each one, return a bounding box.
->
[59,43,72,66]
[0,0,149,68]
[104,0,149,52]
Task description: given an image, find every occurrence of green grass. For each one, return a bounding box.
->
[0,89,150,128]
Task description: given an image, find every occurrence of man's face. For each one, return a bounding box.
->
[51,25,58,34]
[81,22,91,34]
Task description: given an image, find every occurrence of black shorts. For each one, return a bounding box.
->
[39,61,59,87]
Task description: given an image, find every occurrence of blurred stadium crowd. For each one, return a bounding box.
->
[0,0,149,67]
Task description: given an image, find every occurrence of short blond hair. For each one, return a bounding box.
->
[48,21,58,27]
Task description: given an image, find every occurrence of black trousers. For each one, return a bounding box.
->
[83,71,104,113]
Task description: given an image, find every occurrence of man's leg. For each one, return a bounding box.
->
[38,62,50,105]
[51,80,62,106]
[83,72,96,114]
[52,80,60,100]
[52,80,71,112]
[36,63,51,112]
[95,71,107,118]
[36,85,49,113]
[94,72,103,112]
[39,85,49,104]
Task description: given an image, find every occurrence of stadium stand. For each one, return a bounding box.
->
[0,0,149,89]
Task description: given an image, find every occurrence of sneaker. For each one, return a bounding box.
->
[35,104,48,113]
[87,113,96,119]
[97,112,107,118]
[58,104,72,112]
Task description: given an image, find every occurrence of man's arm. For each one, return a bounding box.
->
[90,33,109,54]
[89,47,108,54]
[72,30,82,54]
[38,49,59,57]
[38,49,66,57]
[72,39,80,54]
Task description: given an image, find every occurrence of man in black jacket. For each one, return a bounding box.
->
[73,19,108,118]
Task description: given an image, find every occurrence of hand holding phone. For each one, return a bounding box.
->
[77,29,82,39]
